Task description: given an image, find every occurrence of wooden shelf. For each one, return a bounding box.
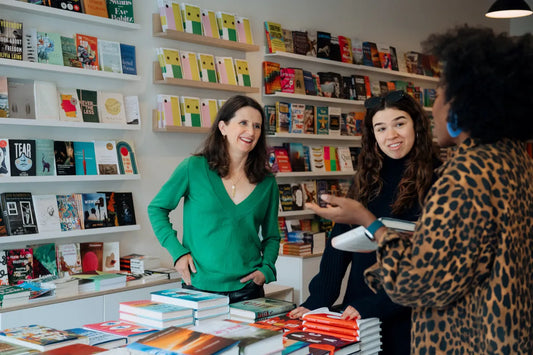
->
[153,62,259,93]
[268,133,361,142]
[151,109,210,133]
[0,58,140,80]
[264,92,364,106]
[0,225,141,246]
[152,13,259,52]
[0,117,140,130]
[0,0,141,29]
[265,51,440,83]
[0,174,141,184]
[276,171,354,178]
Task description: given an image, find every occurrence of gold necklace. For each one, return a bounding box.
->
[228,171,245,198]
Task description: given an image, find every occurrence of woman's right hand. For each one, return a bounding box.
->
[175,253,196,285]
[289,306,310,319]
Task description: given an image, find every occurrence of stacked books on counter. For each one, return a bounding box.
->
[229,297,296,323]
[119,300,194,329]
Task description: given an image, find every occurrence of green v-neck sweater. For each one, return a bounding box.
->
[148,156,281,292]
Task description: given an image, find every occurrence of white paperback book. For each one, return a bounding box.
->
[332,217,416,252]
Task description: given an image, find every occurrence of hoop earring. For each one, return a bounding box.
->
[446,111,462,138]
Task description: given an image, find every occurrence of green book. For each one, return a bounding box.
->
[76,89,99,123]
[106,0,134,23]
[37,32,63,66]
[60,36,81,68]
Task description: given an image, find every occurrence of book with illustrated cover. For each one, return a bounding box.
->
[54,141,76,175]
[215,56,237,85]
[276,101,290,133]
[65,327,125,349]
[28,243,57,279]
[114,192,136,226]
[264,21,285,53]
[0,19,23,61]
[236,16,253,45]
[73,141,97,176]
[273,147,291,172]
[280,67,295,93]
[0,339,38,354]
[0,77,7,118]
[0,251,7,284]
[98,39,122,73]
[151,288,229,309]
[158,0,182,32]
[289,103,305,134]
[179,96,201,127]
[264,105,276,136]
[94,140,119,175]
[0,325,88,352]
[119,43,136,75]
[230,298,296,320]
[55,243,82,276]
[157,47,182,79]
[336,146,354,172]
[116,140,138,175]
[157,94,180,127]
[6,248,33,285]
[7,78,36,119]
[106,0,134,23]
[1,192,38,236]
[60,35,82,68]
[79,242,103,272]
[200,98,218,128]
[76,33,98,70]
[83,320,156,343]
[97,92,126,124]
[57,88,83,122]
[34,81,59,121]
[102,241,119,272]
[81,193,106,229]
[76,89,99,123]
[180,3,202,35]
[56,194,82,231]
[119,300,193,320]
[197,53,217,83]
[254,314,303,332]
[316,106,328,135]
[263,61,281,94]
[180,50,201,81]
[284,329,360,355]
[37,32,63,65]
[278,183,293,212]
[32,194,61,234]
[0,138,9,176]
[234,59,251,87]
[9,139,36,177]
[282,29,294,53]
[200,9,218,38]
[216,11,237,41]
[301,180,318,204]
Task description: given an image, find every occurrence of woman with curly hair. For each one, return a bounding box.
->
[290,91,441,355]
[307,26,533,354]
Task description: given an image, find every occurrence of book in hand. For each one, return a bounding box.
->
[151,288,229,310]
[0,325,89,352]
[331,217,416,252]
[229,297,296,320]
[82,320,156,344]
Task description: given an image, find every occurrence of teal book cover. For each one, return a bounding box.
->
[73,141,97,176]
[35,139,55,176]
[37,32,63,65]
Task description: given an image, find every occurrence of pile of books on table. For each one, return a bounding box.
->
[229,297,296,323]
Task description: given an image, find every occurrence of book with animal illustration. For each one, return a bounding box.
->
[54,140,76,176]
[32,194,61,234]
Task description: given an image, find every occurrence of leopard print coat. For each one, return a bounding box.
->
[366,138,533,354]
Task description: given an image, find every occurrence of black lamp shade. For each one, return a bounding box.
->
[486,0,533,18]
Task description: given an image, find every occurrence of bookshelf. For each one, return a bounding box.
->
[0,117,140,130]
[152,110,210,133]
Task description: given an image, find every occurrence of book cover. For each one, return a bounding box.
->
[106,0,134,23]
[264,21,285,53]
[32,194,61,234]
[83,320,156,341]
[124,95,140,125]
[79,242,103,272]
[280,67,295,93]
[0,338,38,354]
[328,107,341,136]
[116,140,138,174]
[53,141,76,175]
[56,194,82,231]
[180,50,201,81]
[278,183,293,212]
[97,39,122,73]
[36,32,63,65]
[276,101,290,133]
[230,298,296,319]
[1,192,38,236]
[76,33,98,70]
[73,141,97,176]
[0,77,7,117]
[180,3,202,35]
[60,35,81,68]
[236,16,253,45]
[0,138,8,176]
[338,35,353,64]
[316,180,328,208]
[56,243,82,276]
[255,314,303,332]
[101,241,119,272]
[9,139,36,177]
[151,288,229,309]
[94,140,119,175]
[215,56,237,85]
[76,89,99,123]
[119,300,193,320]
[28,243,57,279]
[6,248,33,285]
[292,30,309,56]
[289,103,305,134]
[264,105,276,136]
[179,96,201,127]
[97,91,126,124]
[119,312,194,329]
[48,0,82,12]
[81,0,108,17]
[65,327,126,349]
[315,106,329,135]
[57,88,83,122]
[200,9,218,38]
[197,53,217,83]
[284,329,359,355]
[7,78,36,119]
[263,61,281,94]
[81,193,106,229]
[114,192,136,226]
[0,19,23,61]
[216,11,237,41]
[158,0,183,32]
[301,180,318,204]
[158,47,181,79]
[285,142,306,172]
[337,146,354,172]
[200,98,218,128]
[273,147,291,172]
[157,94,180,127]
[282,29,294,53]
[0,325,87,352]
[302,321,358,337]
[119,43,136,75]
[0,251,8,284]
[34,81,60,121]
[23,27,37,63]
[98,191,118,227]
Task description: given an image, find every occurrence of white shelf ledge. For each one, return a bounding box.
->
[276,171,354,178]
[0,117,140,130]
[265,92,364,106]
[268,133,361,142]
[0,174,141,183]
[0,0,141,29]
[278,210,316,218]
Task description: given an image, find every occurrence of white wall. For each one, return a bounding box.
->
[1,1,512,269]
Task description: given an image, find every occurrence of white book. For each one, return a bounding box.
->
[124,95,140,125]
[97,92,127,124]
[23,27,38,62]
[8,78,36,119]
[103,241,120,272]
[308,145,326,172]
[32,194,61,234]
[34,81,59,120]
[336,146,354,172]
[119,312,194,329]
[57,88,82,122]
[94,140,119,175]
[332,217,416,252]
[0,138,10,176]
[98,39,123,74]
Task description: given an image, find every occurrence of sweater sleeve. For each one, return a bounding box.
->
[257,177,282,284]
[301,223,353,310]
[147,158,191,264]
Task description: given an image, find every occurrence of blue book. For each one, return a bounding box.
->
[35,139,56,176]
[73,141,97,176]
[119,300,193,320]
[151,288,229,309]
[81,192,106,229]
[119,43,137,75]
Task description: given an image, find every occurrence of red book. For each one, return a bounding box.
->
[40,343,106,355]
[274,147,292,173]
[82,320,156,343]
[263,61,281,94]
[302,313,358,330]
[76,34,99,70]
[284,329,360,355]
[254,314,303,332]
[302,321,358,337]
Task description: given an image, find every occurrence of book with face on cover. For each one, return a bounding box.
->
[216,11,237,41]
[200,98,218,128]
[201,9,219,38]
[180,3,202,35]
[9,139,36,177]
[180,50,201,81]
[158,0,183,32]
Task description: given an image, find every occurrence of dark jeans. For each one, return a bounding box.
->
[181,281,265,304]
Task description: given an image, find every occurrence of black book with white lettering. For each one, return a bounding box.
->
[9,139,36,177]
[0,192,38,236]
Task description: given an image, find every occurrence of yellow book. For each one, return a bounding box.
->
[179,96,201,127]
[236,16,253,44]
[201,9,219,38]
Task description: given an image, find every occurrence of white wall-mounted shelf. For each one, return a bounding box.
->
[152,110,210,133]
[265,51,440,83]
[0,59,140,81]
[0,225,141,245]
[279,210,316,218]
[0,0,141,29]
[265,92,364,106]
[0,175,141,184]
[0,117,141,130]
[276,171,354,178]
[268,133,361,142]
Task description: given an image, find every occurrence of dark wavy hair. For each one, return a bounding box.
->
[422,25,533,143]
[348,92,440,214]
[196,95,270,183]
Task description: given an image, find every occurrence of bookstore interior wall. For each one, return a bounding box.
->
[0,0,513,272]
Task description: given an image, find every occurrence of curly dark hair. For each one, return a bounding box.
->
[422,25,533,143]
[196,95,271,183]
[348,92,440,214]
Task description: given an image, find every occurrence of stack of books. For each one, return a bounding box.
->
[0,324,89,352]
[119,300,194,329]
[64,327,127,349]
[279,241,312,256]
[144,267,181,280]
[129,256,161,274]
[229,297,296,323]
[82,320,157,345]
[253,314,303,333]
[0,285,30,308]
[150,288,230,325]
[39,276,79,299]
[71,271,127,293]
[355,318,382,355]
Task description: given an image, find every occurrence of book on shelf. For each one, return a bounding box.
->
[157,94,181,127]
[289,103,305,134]
[34,81,60,121]
[282,29,294,53]
[215,56,237,85]
[264,21,285,53]
[292,30,309,56]
[97,39,122,73]
[329,35,341,62]
[60,35,82,68]
[0,77,7,118]
[328,107,341,136]
[336,146,354,172]
[316,106,329,135]
[81,192,107,229]
[158,0,183,32]
[97,92,127,124]
[0,284,30,308]
[236,16,253,44]
[116,140,138,175]
[56,242,82,276]
[0,251,9,284]
[284,142,306,172]
[56,194,82,231]
[273,147,292,173]
[124,95,140,125]
[79,242,103,272]
[338,36,353,64]
[0,19,23,61]
[0,138,9,176]
[280,67,295,93]
[197,53,217,83]
[264,105,277,136]
[278,184,293,212]
[46,0,82,13]
[180,96,201,127]
[292,68,306,95]
[114,192,136,226]
[180,3,202,35]
[201,9,219,38]
[180,50,201,81]
[28,243,57,279]
[1,192,38,236]
[102,241,119,272]
[0,325,89,352]
[9,139,36,177]
[276,101,290,133]
[73,141,97,176]
[119,43,136,75]
[229,297,296,321]
[76,89,99,123]
[301,180,318,204]
[82,320,157,344]
[303,71,317,96]
[36,32,63,65]
[76,33,98,70]
[234,59,251,87]
[94,140,119,175]
[216,11,237,41]
[263,61,281,94]
[107,0,134,23]
[151,288,229,310]
[6,248,33,285]
[157,47,181,79]
[200,98,218,128]
[378,43,392,70]
[54,141,76,175]
[7,78,36,119]
[316,31,331,60]
[126,326,240,354]
[72,270,126,292]
[57,88,83,122]
[80,0,108,18]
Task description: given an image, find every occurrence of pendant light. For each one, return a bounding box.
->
[486,0,533,18]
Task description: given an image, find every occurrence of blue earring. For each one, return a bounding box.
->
[446,111,462,138]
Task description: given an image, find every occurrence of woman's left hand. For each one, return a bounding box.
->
[305,194,376,226]
[240,270,266,286]
[341,305,361,320]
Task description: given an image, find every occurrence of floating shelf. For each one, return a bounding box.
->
[276,171,354,178]
[0,0,141,29]
[152,13,259,52]
[0,117,141,130]
[268,133,361,142]
[0,175,141,183]
[279,210,316,218]
[151,109,210,133]
[264,92,364,106]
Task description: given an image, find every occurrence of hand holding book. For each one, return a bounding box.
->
[305,193,377,229]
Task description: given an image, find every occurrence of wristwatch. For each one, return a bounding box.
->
[364,219,385,241]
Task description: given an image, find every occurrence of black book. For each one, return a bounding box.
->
[316,31,331,59]
[54,140,76,176]
[0,192,38,235]
[291,31,309,56]
[9,139,36,177]
[329,35,341,61]
[115,192,136,226]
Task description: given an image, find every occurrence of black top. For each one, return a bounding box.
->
[301,155,440,355]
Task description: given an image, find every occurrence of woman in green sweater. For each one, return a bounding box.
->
[148,95,280,303]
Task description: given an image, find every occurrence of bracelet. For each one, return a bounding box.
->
[364,219,385,241]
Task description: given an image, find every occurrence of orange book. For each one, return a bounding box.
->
[302,312,359,330]
[40,343,106,355]
[302,327,359,342]
[302,320,358,337]
[76,33,99,70]
[81,0,108,17]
